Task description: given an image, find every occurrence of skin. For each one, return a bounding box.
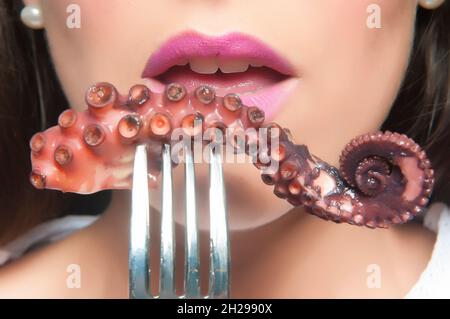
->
[0,0,438,298]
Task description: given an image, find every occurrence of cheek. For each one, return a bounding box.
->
[42,0,128,46]
[278,0,417,166]
[41,0,151,111]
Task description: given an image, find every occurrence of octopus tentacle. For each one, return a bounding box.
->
[259,129,434,228]
[30,82,264,193]
[29,82,435,228]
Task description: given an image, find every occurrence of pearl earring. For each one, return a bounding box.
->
[419,0,446,9]
[20,4,44,29]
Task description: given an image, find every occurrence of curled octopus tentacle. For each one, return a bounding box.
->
[29,82,435,228]
[259,128,435,228]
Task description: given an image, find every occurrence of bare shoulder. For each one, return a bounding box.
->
[0,230,84,298]
[0,225,126,298]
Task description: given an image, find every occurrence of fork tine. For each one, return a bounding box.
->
[129,144,151,299]
[184,144,201,298]
[159,143,176,298]
[208,148,230,299]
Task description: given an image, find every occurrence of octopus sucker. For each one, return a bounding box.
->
[58,109,77,129]
[279,160,299,181]
[181,113,205,137]
[274,182,289,199]
[54,145,73,166]
[29,82,435,228]
[83,124,106,147]
[128,84,150,107]
[223,93,243,112]
[117,114,142,142]
[30,169,46,189]
[195,85,216,104]
[148,112,173,140]
[261,171,280,186]
[288,178,303,195]
[30,132,46,153]
[246,107,265,127]
[85,82,118,114]
[165,83,186,102]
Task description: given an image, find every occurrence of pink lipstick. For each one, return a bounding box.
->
[141,31,299,120]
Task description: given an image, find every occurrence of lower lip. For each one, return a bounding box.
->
[142,66,299,120]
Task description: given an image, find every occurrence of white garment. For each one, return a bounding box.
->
[404,202,450,298]
[0,203,449,298]
[0,215,98,266]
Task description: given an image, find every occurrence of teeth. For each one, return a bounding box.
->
[219,60,250,74]
[176,58,189,66]
[187,58,260,74]
[189,57,219,74]
[250,61,264,67]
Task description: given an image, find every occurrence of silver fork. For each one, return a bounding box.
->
[129,143,230,299]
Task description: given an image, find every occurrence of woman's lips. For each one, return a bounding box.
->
[141,31,299,119]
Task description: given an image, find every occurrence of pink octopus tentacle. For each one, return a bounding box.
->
[30,82,264,193]
[29,82,435,228]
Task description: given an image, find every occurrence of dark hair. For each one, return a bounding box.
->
[0,1,449,243]
[381,3,450,206]
[0,1,110,245]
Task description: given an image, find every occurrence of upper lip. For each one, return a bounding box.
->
[141,31,296,79]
